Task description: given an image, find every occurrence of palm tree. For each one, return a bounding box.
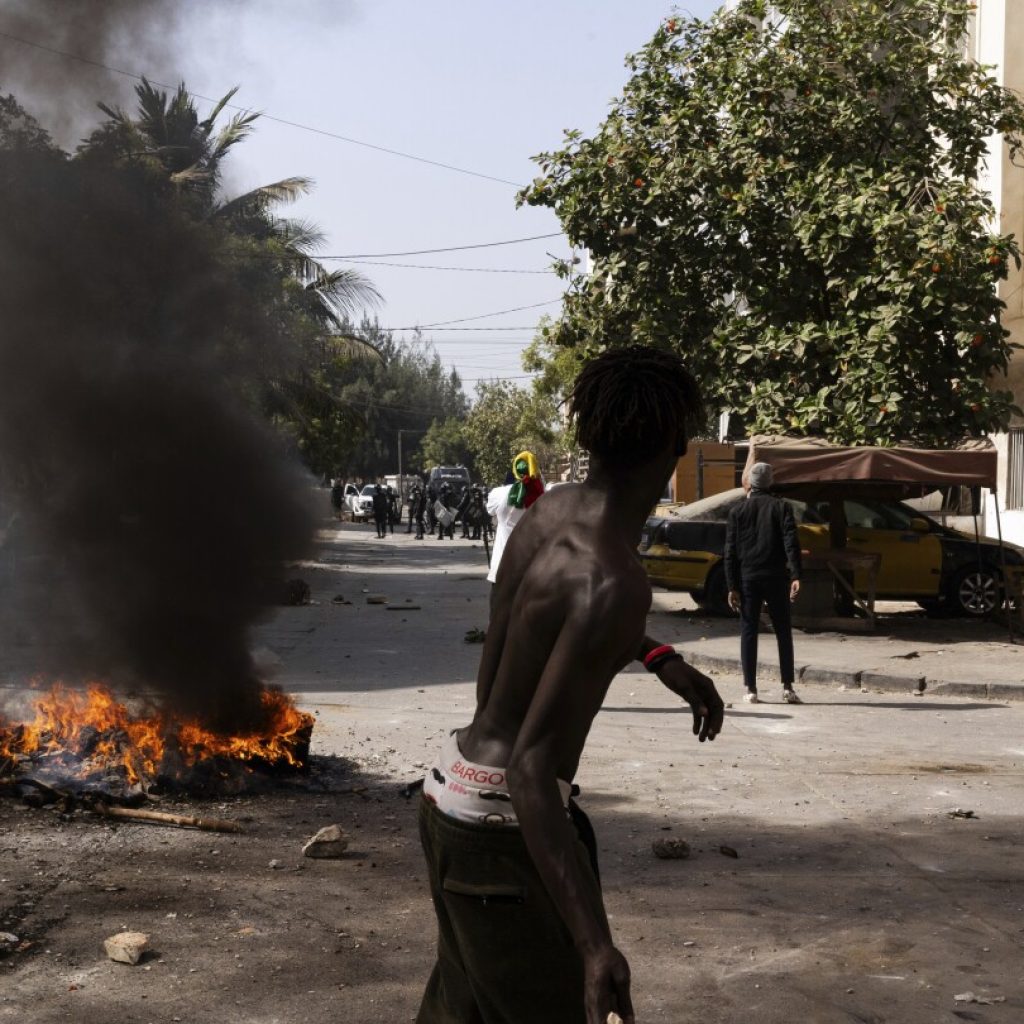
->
[82,81,384,472]
[90,80,380,332]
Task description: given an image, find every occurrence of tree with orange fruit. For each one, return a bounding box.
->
[521,0,1024,445]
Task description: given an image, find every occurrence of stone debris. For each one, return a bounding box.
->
[948,808,977,819]
[302,824,350,859]
[387,604,420,611]
[719,845,740,859]
[0,932,19,950]
[464,628,487,643]
[651,837,691,860]
[103,930,149,965]
[268,859,282,870]
[366,595,388,605]
[953,992,1005,1005]
[331,594,352,605]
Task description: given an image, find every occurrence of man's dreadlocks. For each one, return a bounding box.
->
[568,345,703,465]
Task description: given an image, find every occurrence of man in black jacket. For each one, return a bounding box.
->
[724,462,803,704]
[371,484,389,539]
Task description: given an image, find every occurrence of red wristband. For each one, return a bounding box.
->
[643,644,676,669]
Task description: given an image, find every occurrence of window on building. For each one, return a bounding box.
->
[1007,428,1024,511]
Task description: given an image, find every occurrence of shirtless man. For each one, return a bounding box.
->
[418,347,724,1024]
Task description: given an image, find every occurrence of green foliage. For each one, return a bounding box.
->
[520,0,1024,445]
[71,81,388,474]
[419,417,475,474]
[0,94,62,154]
[521,316,587,406]
[460,380,562,487]
[291,322,468,480]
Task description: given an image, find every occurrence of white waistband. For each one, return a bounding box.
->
[422,731,572,827]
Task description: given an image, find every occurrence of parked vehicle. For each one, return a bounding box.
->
[638,488,1024,618]
[427,465,471,502]
[353,484,378,522]
[342,483,361,518]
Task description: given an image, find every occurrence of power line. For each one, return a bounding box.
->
[387,326,546,332]
[332,379,536,417]
[391,300,560,331]
[333,259,555,274]
[461,375,537,382]
[0,28,527,188]
[314,235,563,259]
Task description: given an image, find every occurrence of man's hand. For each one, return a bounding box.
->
[583,944,634,1024]
[790,579,800,602]
[728,588,741,612]
[655,658,725,741]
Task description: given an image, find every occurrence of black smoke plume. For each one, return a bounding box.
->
[0,133,316,731]
[0,0,182,146]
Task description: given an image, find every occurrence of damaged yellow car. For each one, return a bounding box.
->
[639,488,1023,617]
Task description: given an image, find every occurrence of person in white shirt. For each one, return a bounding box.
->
[485,451,544,584]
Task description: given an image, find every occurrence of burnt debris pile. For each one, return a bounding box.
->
[0,683,315,804]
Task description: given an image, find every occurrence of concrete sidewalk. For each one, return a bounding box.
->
[647,590,1024,701]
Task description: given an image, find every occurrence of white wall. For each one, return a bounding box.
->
[973,0,1024,545]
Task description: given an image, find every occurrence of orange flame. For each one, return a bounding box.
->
[0,683,313,786]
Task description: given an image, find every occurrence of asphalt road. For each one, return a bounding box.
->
[1,517,1021,1023]
[267,521,1024,1023]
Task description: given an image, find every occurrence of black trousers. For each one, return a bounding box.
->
[417,798,600,1024]
[373,514,387,537]
[739,576,795,691]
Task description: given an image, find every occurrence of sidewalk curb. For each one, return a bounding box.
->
[677,647,1023,701]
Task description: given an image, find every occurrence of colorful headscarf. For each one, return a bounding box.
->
[508,450,544,509]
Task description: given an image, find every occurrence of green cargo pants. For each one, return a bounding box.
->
[416,795,601,1024]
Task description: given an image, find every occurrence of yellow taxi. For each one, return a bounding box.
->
[639,488,1023,617]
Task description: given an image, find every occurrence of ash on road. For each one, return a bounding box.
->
[1,519,1022,1023]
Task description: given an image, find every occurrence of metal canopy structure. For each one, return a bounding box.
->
[741,435,1012,639]
[743,435,997,497]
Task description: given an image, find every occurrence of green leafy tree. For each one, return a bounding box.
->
[318,323,469,480]
[521,0,1024,445]
[82,80,379,335]
[419,417,475,474]
[461,381,562,487]
[77,81,383,474]
[0,94,62,154]
[520,316,587,406]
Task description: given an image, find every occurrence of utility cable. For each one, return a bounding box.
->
[390,299,560,330]
[332,259,555,274]
[386,326,543,331]
[0,28,528,188]
[303,235,563,259]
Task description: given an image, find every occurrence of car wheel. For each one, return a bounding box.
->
[948,564,1001,617]
[700,564,734,616]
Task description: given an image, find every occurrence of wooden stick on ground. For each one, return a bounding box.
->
[96,803,244,834]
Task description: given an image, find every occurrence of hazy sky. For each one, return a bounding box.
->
[8,0,722,387]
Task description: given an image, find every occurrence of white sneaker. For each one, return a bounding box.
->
[743,691,760,704]
[782,689,803,704]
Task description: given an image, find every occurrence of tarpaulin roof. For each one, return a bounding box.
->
[744,435,997,495]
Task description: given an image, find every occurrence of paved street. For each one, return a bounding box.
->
[266,521,1024,1022]
[2,517,1022,1023]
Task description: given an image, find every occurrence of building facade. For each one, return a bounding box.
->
[972,1,1024,543]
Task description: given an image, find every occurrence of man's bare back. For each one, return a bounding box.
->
[416,347,716,1024]
[459,481,651,783]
